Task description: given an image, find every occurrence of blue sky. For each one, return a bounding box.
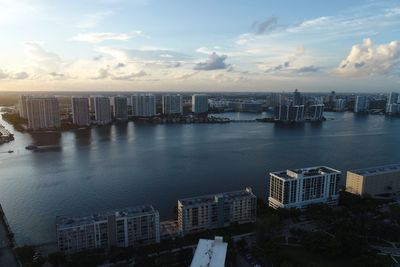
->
[0,0,399,92]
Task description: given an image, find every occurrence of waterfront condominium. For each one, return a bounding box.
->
[192,94,209,114]
[354,96,369,113]
[56,205,160,254]
[268,166,341,209]
[111,96,128,121]
[93,96,112,124]
[131,93,156,117]
[346,164,400,197]
[308,104,325,120]
[162,94,183,115]
[71,97,90,126]
[18,95,29,119]
[26,97,60,130]
[274,105,305,122]
[177,188,256,236]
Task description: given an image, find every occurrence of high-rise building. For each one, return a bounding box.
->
[131,94,156,117]
[93,96,111,124]
[71,97,90,126]
[293,89,302,105]
[386,103,399,114]
[274,105,305,122]
[346,164,400,197]
[190,236,227,267]
[56,205,160,254]
[111,96,128,121]
[307,104,325,120]
[388,92,399,105]
[192,94,209,114]
[18,95,29,119]
[268,166,341,209]
[334,99,346,111]
[354,96,368,113]
[177,188,256,236]
[26,97,60,130]
[162,94,183,115]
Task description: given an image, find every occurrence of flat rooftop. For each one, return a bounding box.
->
[190,236,227,267]
[56,205,157,229]
[349,163,400,176]
[178,188,255,206]
[271,166,340,180]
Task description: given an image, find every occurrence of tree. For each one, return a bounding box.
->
[48,252,66,267]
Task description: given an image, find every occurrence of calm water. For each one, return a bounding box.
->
[0,111,399,245]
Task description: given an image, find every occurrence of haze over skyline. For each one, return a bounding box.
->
[0,0,400,92]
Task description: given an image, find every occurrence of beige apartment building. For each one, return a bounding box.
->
[346,164,400,196]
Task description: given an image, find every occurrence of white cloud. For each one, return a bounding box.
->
[24,42,63,73]
[78,11,112,29]
[71,31,142,43]
[175,72,198,80]
[193,52,230,71]
[334,38,400,77]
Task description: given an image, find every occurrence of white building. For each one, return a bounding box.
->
[354,96,368,113]
[192,94,208,114]
[190,236,227,267]
[93,96,112,124]
[131,94,156,117]
[162,94,183,115]
[334,99,346,111]
[178,188,256,236]
[56,205,160,254]
[388,92,399,105]
[386,103,399,114]
[18,95,29,119]
[26,97,60,130]
[111,96,128,121]
[308,104,325,120]
[71,97,90,126]
[268,166,341,209]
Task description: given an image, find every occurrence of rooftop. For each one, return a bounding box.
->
[190,236,227,267]
[178,187,255,206]
[271,166,340,180]
[56,205,157,229]
[349,163,400,176]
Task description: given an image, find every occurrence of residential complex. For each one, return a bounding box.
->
[26,97,60,130]
[268,166,341,209]
[192,94,209,114]
[56,205,160,254]
[190,236,227,267]
[346,164,400,197]
[93,96,112,124]
[71,97,90,126]
[18,95,29,119]
[308,104,325,120]
[177,188,256,236]
[274,105,305,122]
[354,96,369,113]
[111,96,128,121]
[162,94,183,115]
[132,93,156,117]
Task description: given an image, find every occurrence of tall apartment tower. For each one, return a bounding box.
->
[308,104,325,120]
[111,96,128,121]
[56,205,160,254]
[388,92,399,105]
[162,94,183,115]
[131,94,156,117]
[268,166,341,209]
[354,96,368,113]
[177,188,256,236]
[192,94,209,114]
[26,97,60,130]
[71,97,90,126]
[93,96,112,124]
[274,105,305,122]
[18,95,29,119]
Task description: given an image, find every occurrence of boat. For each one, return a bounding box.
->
[7,150,13,153]
[25,145,38,150]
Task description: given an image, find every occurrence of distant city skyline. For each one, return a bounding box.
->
[0,0,399,92]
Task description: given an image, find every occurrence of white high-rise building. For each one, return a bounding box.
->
[26,97,60,130]
[111,96,128,121]
[192,94,208,114]
[71,97,90,126]
[354,96,368,113]
[18,95,29,119]
[131,94,156,117]
[93,96,112,124]
[307,104,325,120]
[388,92,399,105]
[162,94,183,115]
[268,166,341,209]
[334,99,346,111]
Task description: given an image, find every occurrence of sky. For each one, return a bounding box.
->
[0,0,399,92]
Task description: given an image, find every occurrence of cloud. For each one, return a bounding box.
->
[296,65,320,73]
[168,62,181,68]
[114,62,126,69]
[0,69,29,80]
[175,72,198,80]
[78,12,112,29]
[193,52,230,71]
[252,16,278,35]
[334,38,400,77]
[0,69,9,79]
[71,31,142,43]
[91,68,110,80]
[13,72,29,79]
[262,46,305,72]
[24,42,62,72]
[112,70,147,80]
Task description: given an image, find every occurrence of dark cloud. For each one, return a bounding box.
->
[252,16,278,35]
[226,66,234,72]
[168,62,182,68]
[0,70,9,79]
[13,72,29,79]
[115,62,126,69]
[354,62,365,68]
[296,65,320,73]
[93,55,103,61]
[91,68,110,80]
[193,52,230,71]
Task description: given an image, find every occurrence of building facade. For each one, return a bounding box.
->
[132,94,156,117]
[18,95,29,119]
[192,94,209,114]
[56,205,160,254]
[178,188,256,236]
[274,105,305,122]
[346,164,400,197]
[111,96,128,121]
[354,96,368,113]
[268,166,341,209]
[71,97,90,126]
[308,104,325,120]
[162,94,183,115]
[26,97,60,130]
[93,96,112,124]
